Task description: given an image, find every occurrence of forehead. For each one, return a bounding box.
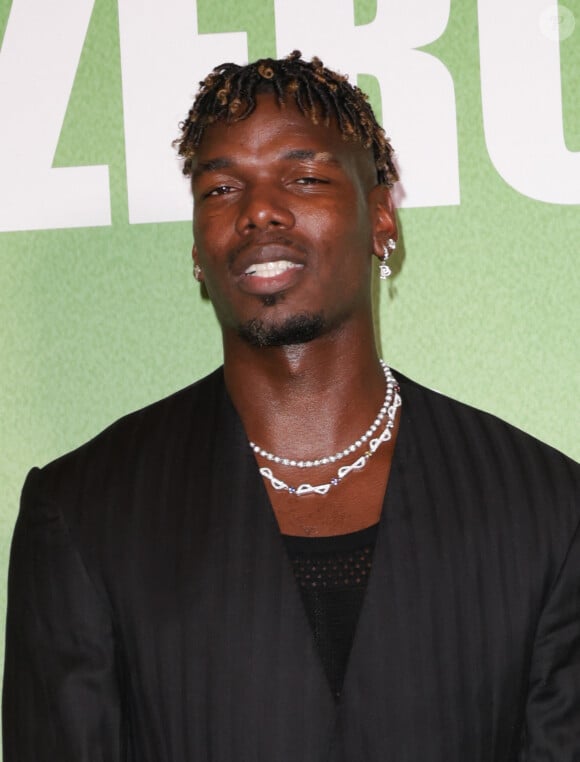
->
[192,93,376,183]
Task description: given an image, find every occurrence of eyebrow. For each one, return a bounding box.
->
[192,157,234,179]
[282,149,341,165]
[192,149,342,179]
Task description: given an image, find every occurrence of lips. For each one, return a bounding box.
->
[244,260,303,278]
[232,240,306,295]
[231,237,305,269]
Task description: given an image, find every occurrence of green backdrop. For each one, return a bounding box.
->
[0,0,578,739]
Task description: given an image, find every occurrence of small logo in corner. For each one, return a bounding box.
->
[539,4,576,41]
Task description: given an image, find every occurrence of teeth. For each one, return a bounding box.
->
[244,260,301,277]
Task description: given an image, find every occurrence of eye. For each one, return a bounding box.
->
[295,176,328,185]
[204,185,235,198]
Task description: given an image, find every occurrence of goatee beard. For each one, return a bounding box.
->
[237,313,325,348]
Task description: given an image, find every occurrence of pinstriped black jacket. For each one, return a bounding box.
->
[4,368,580,761]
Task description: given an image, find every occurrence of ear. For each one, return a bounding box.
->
[192,244,204,282]
[369,185,398,260]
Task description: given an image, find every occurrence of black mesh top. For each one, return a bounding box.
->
[283,523,379,700]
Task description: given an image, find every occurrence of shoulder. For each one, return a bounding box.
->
[25,367,227,511]
[395,370,580,525]
[398,370,578,474]
[15,368,233,591]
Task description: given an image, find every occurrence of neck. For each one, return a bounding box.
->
[223,324,388,461]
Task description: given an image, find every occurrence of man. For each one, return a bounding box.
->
[3,52,580,761]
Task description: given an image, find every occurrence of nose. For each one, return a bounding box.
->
[235,184,295,235]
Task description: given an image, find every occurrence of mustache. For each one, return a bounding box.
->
[227,235,307,266]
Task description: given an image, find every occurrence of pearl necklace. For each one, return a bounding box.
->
[252,365,401,497]
[249,361,396,468]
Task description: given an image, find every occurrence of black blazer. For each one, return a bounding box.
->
[4,369,580,761]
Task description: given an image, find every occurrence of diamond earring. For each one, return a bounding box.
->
[379,238,396,280]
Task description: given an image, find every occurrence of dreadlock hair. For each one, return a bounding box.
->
[175,50,398,187]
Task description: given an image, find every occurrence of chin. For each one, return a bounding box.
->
[237,312,325,348]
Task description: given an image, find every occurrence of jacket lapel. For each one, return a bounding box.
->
[193,372,337,760]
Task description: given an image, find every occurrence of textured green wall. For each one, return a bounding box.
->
[0,1,578,739]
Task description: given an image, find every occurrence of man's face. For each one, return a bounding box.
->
[191,93,395,347]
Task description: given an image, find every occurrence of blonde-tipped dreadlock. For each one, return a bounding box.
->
[175,51,398,187]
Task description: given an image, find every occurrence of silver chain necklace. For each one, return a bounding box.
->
[249,360,396,468]
[251,365,401,497]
